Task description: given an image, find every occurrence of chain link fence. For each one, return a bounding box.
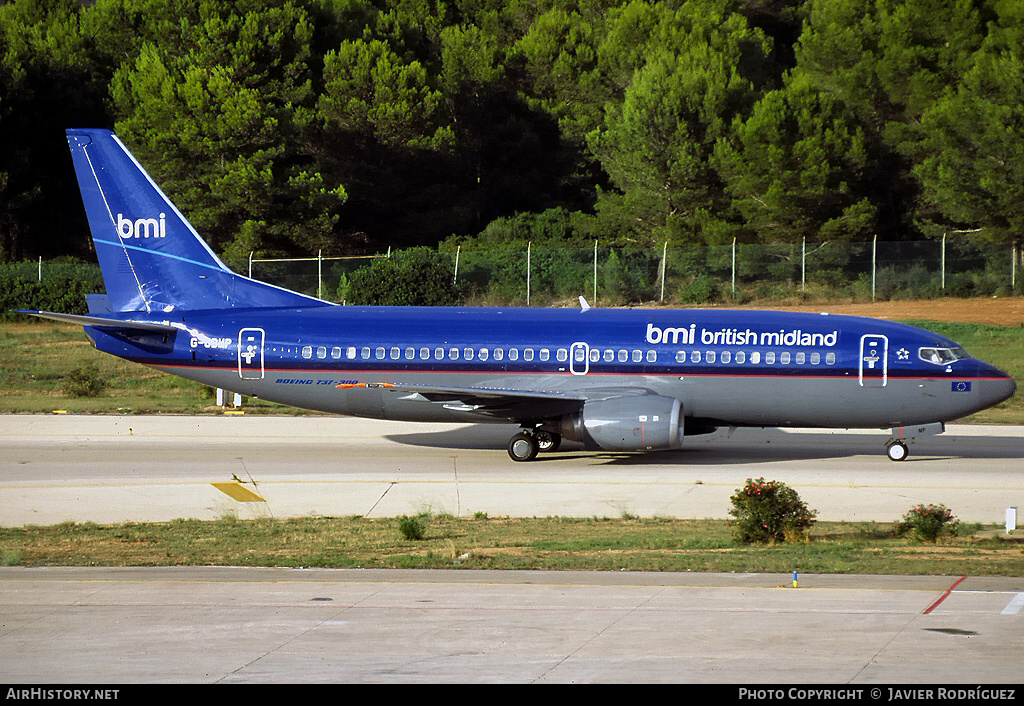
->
[247,239,1022,306]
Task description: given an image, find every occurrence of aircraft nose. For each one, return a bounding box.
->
[981,365,1016,407]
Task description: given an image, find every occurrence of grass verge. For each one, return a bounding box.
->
[2,516,1022,575]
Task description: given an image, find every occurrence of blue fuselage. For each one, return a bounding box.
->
[84,305,1015,430]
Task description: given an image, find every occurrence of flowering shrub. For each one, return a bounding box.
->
[728,477,817,544]
[894,504,959,542]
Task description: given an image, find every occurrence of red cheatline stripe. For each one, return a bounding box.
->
[923,575,968,614]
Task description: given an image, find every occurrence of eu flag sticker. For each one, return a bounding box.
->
[952,381,972,392]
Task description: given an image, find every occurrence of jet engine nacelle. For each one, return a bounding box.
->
[561,395,683,451]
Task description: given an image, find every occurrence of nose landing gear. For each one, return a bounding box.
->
[885,439,909,462]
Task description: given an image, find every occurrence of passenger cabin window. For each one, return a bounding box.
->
[557,349,568,363]
[479,348,489,361]
[317,346,327,359]
[302,346,312,359]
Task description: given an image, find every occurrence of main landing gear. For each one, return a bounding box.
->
[507,428,562,462]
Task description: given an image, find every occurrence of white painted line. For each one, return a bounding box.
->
[1001,593,1024,615]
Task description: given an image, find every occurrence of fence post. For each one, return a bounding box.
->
[38,256,42,282]
[731,238,736,295]
[248,251,253,279]
[593,240,598,305]
[801,237,806,292]
[526,241,531,306]
[941,233,946,290]
[454,245,460,286]
[660,241,667,302]
[871,234,877,301]
[318,249,322,299]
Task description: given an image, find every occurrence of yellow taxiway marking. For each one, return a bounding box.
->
[211,482,265,502]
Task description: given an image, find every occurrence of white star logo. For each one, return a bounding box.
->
[897,348,910,361]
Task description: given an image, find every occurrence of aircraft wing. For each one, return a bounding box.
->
[340,381,588,419]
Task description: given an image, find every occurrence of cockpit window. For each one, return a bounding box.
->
[919,346,969,365]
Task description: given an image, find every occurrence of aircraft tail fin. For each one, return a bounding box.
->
[65,129,331,313]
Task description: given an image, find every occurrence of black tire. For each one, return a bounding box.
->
[508,432,539,462]
[886,440,909,462]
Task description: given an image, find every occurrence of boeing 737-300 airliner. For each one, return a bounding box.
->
[20,129,1017,462]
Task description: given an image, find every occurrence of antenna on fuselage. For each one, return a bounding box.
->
[579,296,591,312]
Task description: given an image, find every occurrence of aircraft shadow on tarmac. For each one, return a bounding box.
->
[383,425,1020,464]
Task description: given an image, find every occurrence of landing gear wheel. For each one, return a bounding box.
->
[508,432,540,462]
[534,430,561,453]
[886,440,909,462]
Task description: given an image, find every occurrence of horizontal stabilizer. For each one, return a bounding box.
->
[17,310,181,334]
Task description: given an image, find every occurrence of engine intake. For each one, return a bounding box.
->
[561,395,683,451]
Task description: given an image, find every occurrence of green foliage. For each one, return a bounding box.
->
[677,274,719,304]
[715,80,877,243]
[893,504,959,543]
[62,365,107,398]
[729,477,817,544]
[3,0,1024,266]
[398,514,426,541]
[344,248,465,306]
[0,260,104,319]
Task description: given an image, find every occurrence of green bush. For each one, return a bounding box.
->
[729,477,817,544]
[398,515,427,541]
[677,274,718,304]
[0,260,105,319]
[893,504,959,543]
[62,365,107,398]
[344,248,465,306]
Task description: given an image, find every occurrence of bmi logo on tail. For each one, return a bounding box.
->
[117,213,167,239]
